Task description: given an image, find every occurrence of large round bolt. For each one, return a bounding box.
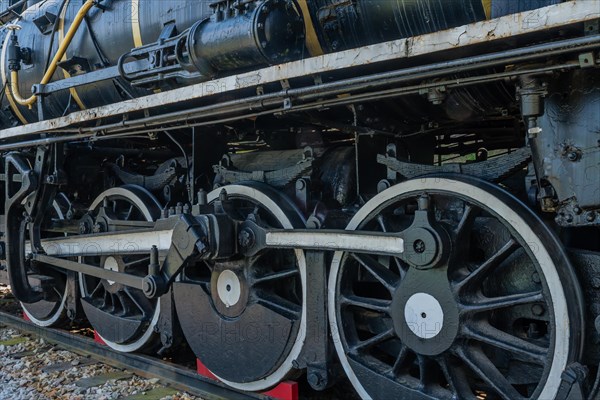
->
[586,212,596,222]
[238,228,255,249]
[531,304,545,316]
[142,275,159,298]
[413,239,426,254]
[567,151,580,162]
[307,371,326,390]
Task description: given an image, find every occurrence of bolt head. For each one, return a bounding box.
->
[413,239,426,254]
[238,228,255,249]
[586,212,596,222]
[531,304,545,316]
[307,372,324,389]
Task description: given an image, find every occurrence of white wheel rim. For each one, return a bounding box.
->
[328,177,570,400]
[204,185,307,392]
[79,187,161,353]
[22,198,69,327]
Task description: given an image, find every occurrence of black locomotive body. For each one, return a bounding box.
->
[0,0,598,399]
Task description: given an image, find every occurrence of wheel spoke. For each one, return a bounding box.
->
[387,343,410,377]
[455,239,519,292]
[89,280,104,298]
[124,287,153,318]
[438,355,477,400]
[455,203,478,238]
[462,323,547,364]
[339,293,391,314]
[255,290,302,321]
[351,253,400,292]
[116,292,132,316]
[417,354,437,389]
[253,268,298,284]
[350,328,395,354]
[124,256,150,268]
[461,291,544,314]
[455,345,525,400]
[376,214,387,232]
[125,204,134,220]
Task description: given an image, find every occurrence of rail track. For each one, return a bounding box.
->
[0,289,350,400]
[0,302,259,400]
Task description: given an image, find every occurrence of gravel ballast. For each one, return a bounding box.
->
[0,285,200,400]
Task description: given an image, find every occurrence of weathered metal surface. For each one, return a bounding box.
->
[0,1,596,142]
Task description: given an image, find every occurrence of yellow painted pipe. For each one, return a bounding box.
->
[11,0,96,108]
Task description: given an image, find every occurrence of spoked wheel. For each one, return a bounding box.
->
[329,176,584,400]
[21,193,73,326]
[173,183,306,391]
[79,185,162,352]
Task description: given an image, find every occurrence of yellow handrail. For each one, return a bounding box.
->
[10,0,96,108]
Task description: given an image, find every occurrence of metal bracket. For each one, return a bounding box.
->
[578,52,596,68]
[296,251,331,390]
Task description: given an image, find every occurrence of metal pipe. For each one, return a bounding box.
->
[79,36,600,134]
[10,0,96,107]
[0,36,596,150]
[0,61,581,152]
[85,61,581,138]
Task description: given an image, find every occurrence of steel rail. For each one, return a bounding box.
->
[0,310,259,400]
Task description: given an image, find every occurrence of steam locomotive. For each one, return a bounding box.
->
[0,0,598,399]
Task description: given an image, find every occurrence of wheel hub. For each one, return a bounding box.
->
[211,261,250,318]
[392,267,459,356]
[329,177,583,400]
[173,183,307,391]
[217,270,242,307]
[103,256,120,286]
[403,292,444,339]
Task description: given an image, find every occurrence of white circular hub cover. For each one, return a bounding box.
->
[104,256,119,286]
[404,292,444,339]
[217,270,241,308]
